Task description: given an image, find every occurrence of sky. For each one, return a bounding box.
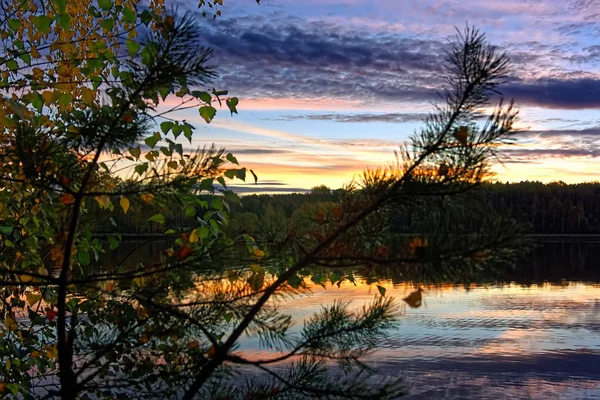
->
[167,0,600,192]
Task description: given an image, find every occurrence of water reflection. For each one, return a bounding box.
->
[98,240,600,399]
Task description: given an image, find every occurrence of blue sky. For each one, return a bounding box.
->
[167,0,600,191]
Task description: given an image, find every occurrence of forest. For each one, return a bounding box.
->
[88,181,600,235]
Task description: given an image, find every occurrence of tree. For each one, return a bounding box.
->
[0,5,523,399]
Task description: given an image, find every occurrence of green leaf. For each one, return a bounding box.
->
[158,86,171,101]
[78,251,90,266]
[226,97,239,115]
[7,19,20,31]
[144,132,161,148]
[226,153,238,165]
[199,106,216,123]
[126,41,140,57]
[0,226,13,235]
[211,198,223,210]
[199,178,214,192]
[98,0,113,10]
[19,52,30,65]
[56,13,70,29]
[129,146,141,158]
[288,275,302,289]
[122,6,136,23]
[100,18,114,31]
[192,91,212,104]
[148,214,165,224]
[90,76,102,90]
[108,235,120,250]
[160,121,174,134]
[377,285,386,297]
[59,92,72,106]
[135,163,148,175]
[32,16,53,34]
[139,9,153,25]
[6,60,18,71]
[184,206,196,217]
[171,124,182,138]
[182,124,193,142]
[31,92,43,112]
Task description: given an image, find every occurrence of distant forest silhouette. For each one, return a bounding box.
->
[87,181,600,235]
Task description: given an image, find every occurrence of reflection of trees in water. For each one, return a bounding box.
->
[107,240,600,285]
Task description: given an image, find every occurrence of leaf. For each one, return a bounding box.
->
[61,193,75,205]
[56,13,70,29]
[98,0,113,10]
[107,235,120,250]
[226,153,238,165]
[129,146,141,158]
[95,195,111,209]
[141,193,154,204]
[7,19,20,31]
[144,132,161,148]
[46,345,58,359]
[189,229,199,243]
[32,16,53,34]
[167,160,178,169]
[453,126,469,145]
[6,60,18,71]
[248,270,265,291]
[226,97,239,115]
[199,106,216,123]
[120,197,130,214]
[45,309,58,322]
[81,87,95,105]
[377,285,386,297]
[160,121,174,134]
[403,288,423,308]
[4,316,17,331]
[192,91,212,104]
[126,40,141,57]
[122,6,136,23]
[26,293,42,307]
[135,163,148,175]
[78,250,90,266]
[148,214,165,224]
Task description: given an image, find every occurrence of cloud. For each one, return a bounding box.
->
[269,112,428,123]
[189,12,600,112]
[504,78,600,109]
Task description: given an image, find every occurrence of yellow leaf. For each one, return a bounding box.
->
[189,229,199,243]
[120,197,130,214]
[31,46,41,58]
[141,193,154,204]
[95,195,111,209]
[252,249,265,260]
[41,90,54,106]
[30,350,40,359]
[5,316,17,331]
[46,345,58,360]
[19,274,33,283]
[26,293,42,307]
[32,67,44,80]
[104,281,116,292]
[81,87,94,105]
[5,359,10,370]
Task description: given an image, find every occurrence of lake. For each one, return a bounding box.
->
[103,239,600,399]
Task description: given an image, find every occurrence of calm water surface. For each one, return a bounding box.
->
[106,240,600,399]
